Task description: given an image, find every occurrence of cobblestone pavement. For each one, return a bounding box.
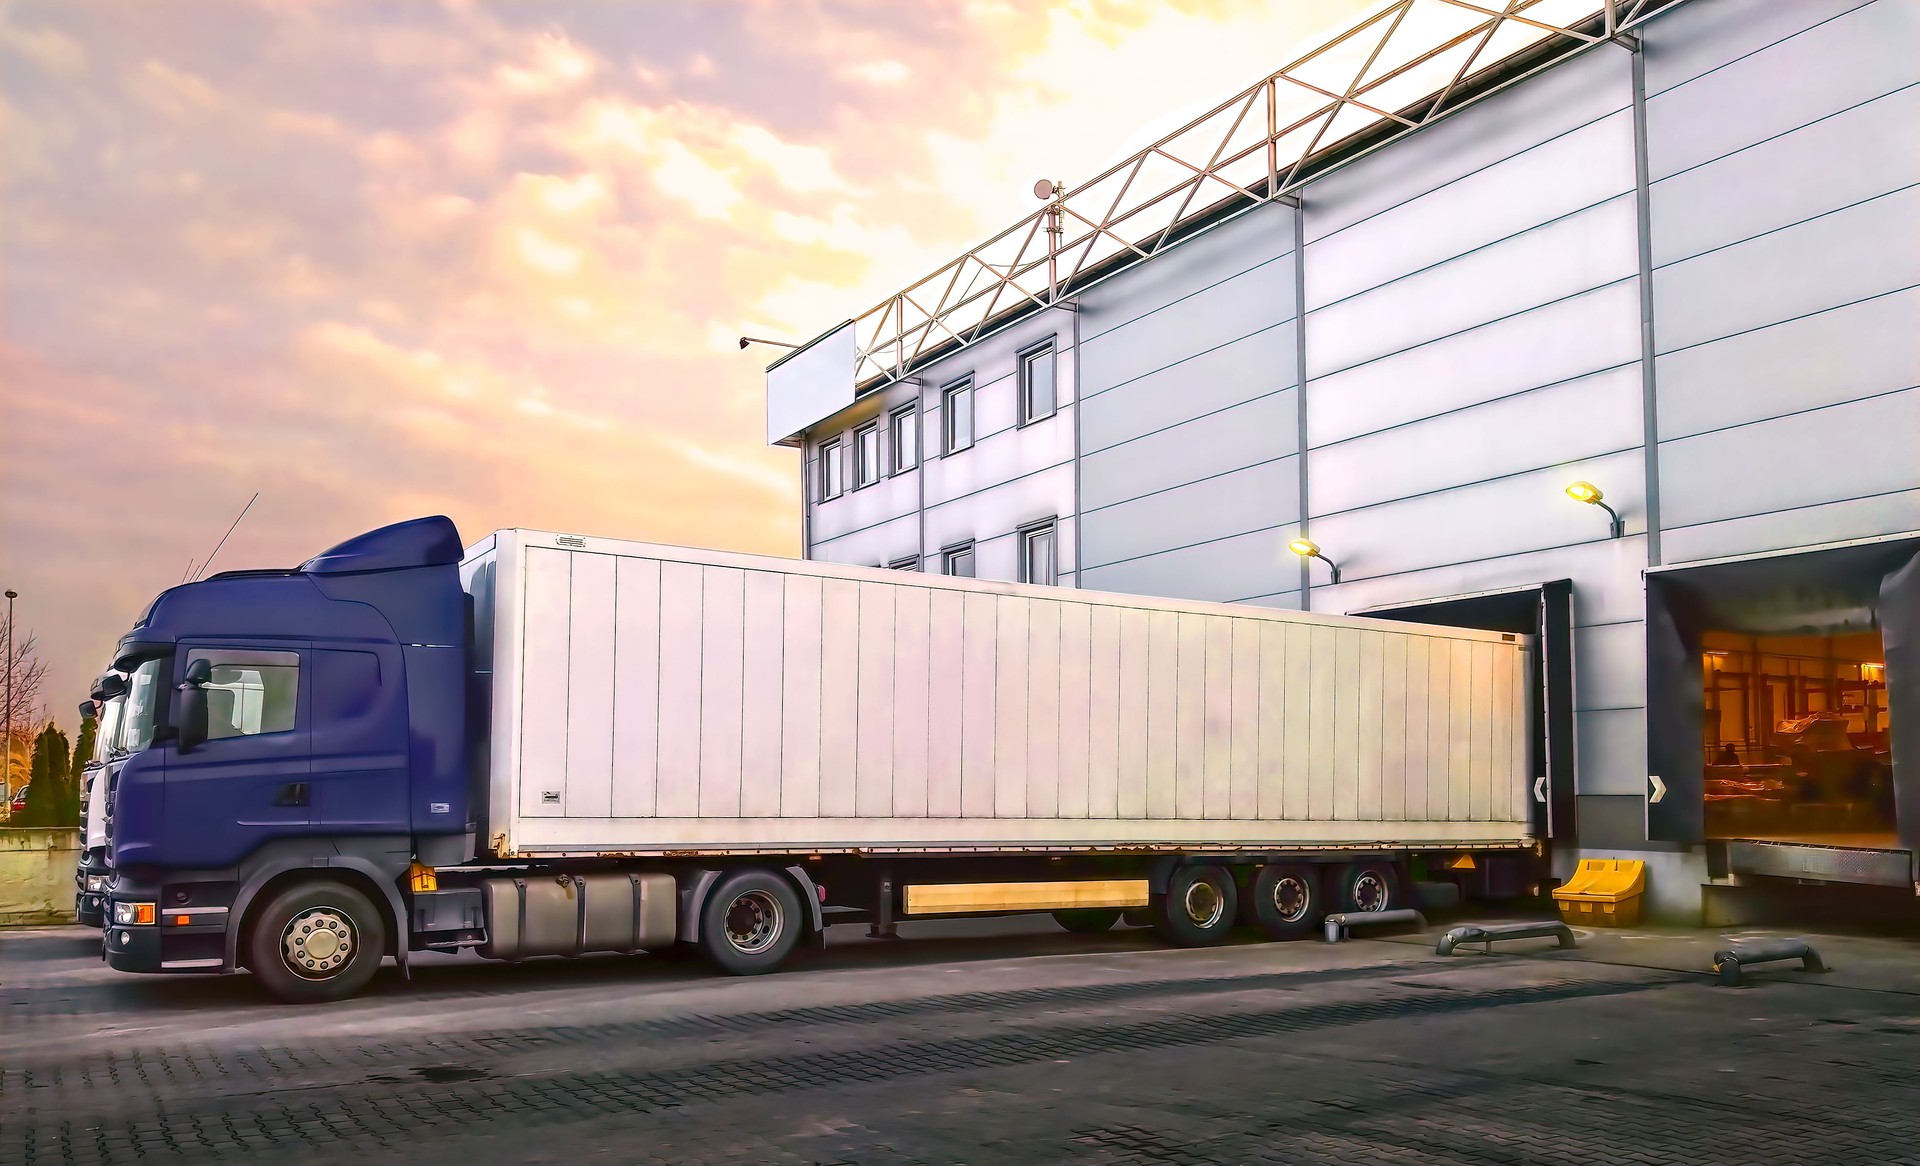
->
[6,919,1920,1165]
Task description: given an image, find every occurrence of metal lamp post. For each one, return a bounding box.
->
[4,589,14,809]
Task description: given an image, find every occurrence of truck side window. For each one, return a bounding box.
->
[186,649,300,739]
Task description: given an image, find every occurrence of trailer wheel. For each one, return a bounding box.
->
[698,869,802,975]
[1153,866,1237,947]
[1247,863,1321,940]
[1334,861,1403,915]
[246,880,386,1004]
[1052,908,1123,934]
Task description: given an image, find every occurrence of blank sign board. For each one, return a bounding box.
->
[765,321,857,446]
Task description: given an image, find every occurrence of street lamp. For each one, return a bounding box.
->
[1564,481,1624,538]
[3,589,14,808]
[1287,538,1341,584]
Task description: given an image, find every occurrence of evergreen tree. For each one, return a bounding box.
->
[71,713,98,778]
[16,723,75,828]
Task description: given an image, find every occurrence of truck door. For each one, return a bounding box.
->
[164,646,311,867]
[309,645,410,833]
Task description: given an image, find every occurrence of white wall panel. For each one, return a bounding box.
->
[610,557,661,818]
[1081,527,1298,607]
[1305,47,1630,242]
[818,578,860,817]
[1641,0,1869,96]
[1079,256,1296,392]
[854,583,895,817]
[563,553,616,819]
[779,575,823,818]
[1307,282,1641,447]
[739,572,787,818]
[1576,707,1648,797]
[1649,87,1920,268]
[1080,203,1294,340]
[890,585,930,817]
[1081,392,1296,510]
[1080,326,1296,452]
[1057,602,1093,818]
[697,567,746,819]
[1306,449,1646,585]
[1659,388,1920,529]
[517,548,570,818]
[1661,490,1920,566]
[811,468,916,543]
[1307,196,1640,379]
[1308,111,1636,310]
[1656,288,1920,440]
[1332,534,1652,630]
[654,561,704,817]
[1644,0,1919,180]
[1081,459,1297,569]
[1573,621,1646,713]
[811,514,918,571]
[1653,187,1920,355]
[1309,366,1643,517]
[924,588,965,818]
[923,411,1073,507]
[923,464,1075,569]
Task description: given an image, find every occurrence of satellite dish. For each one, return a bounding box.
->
[1033,179,1057,200]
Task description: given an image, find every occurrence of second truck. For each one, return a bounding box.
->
[100,517,1539,1002]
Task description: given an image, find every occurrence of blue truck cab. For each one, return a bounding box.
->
[103,517,474,997]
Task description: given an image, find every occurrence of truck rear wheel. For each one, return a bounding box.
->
[1335,861,1403,914]
[698,869,802,975]
[1153,865,1236,947]
[246,880,386,1004]
[1052,907,1123,934]
[1247,863,1320,940]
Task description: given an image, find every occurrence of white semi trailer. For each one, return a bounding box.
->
[101,518,1537,1001]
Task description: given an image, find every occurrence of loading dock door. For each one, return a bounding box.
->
[1363,581,1574,840]
[1646,538,1920,873]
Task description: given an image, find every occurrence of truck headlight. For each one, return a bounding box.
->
[112,901,155,926]
[86,875,110,893]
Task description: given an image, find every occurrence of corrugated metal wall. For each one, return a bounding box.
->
[793,0,1920,877]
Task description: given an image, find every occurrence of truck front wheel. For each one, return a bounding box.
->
[246,880,387,1004]
[698,869,802,975]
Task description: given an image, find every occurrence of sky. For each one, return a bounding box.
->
[1,0,1373,726]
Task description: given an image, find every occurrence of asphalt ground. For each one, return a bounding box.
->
[5,914,1920,1165]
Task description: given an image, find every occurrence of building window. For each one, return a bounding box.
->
[1019,521,1057,586]
[941,542,975,578]
[888,555,921,571]
[889,404,918,474]
[1019,342,1056,424]
[853,422,880,488]
[941,379,973,454]
[817,439,845,500]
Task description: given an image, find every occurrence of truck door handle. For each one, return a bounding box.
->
[274,782,310,807]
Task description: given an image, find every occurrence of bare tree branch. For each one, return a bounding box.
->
[1,615,51,737]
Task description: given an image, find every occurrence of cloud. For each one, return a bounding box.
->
[1,0,1371,722]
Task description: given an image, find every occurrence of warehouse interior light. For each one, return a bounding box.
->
[1288,538,1340,584]
[1565,481,1624,539]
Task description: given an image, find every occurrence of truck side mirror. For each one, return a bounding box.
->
[79,700,97,722]
[176,658,213,753]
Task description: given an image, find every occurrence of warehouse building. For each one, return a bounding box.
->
[763,0,1919,919]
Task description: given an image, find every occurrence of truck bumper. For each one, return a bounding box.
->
[76,892,106,929]
[103,883,232,974]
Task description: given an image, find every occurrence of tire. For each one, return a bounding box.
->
[1052,907,1123,934]
[698,869,803,975]
[1153,865,1237,947]
[1334,861,1403,915]
[246,879,386,1004]
[1247,863,1321,940]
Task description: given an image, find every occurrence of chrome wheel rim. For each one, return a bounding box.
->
[1352,872,1389,913]
[724,890,783,955]
[282,907,355,980]
[1270,876,1310,923]
[1182,879,1225,929]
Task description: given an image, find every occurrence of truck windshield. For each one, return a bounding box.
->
[120,660,165,754]
[95,696,126,760]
